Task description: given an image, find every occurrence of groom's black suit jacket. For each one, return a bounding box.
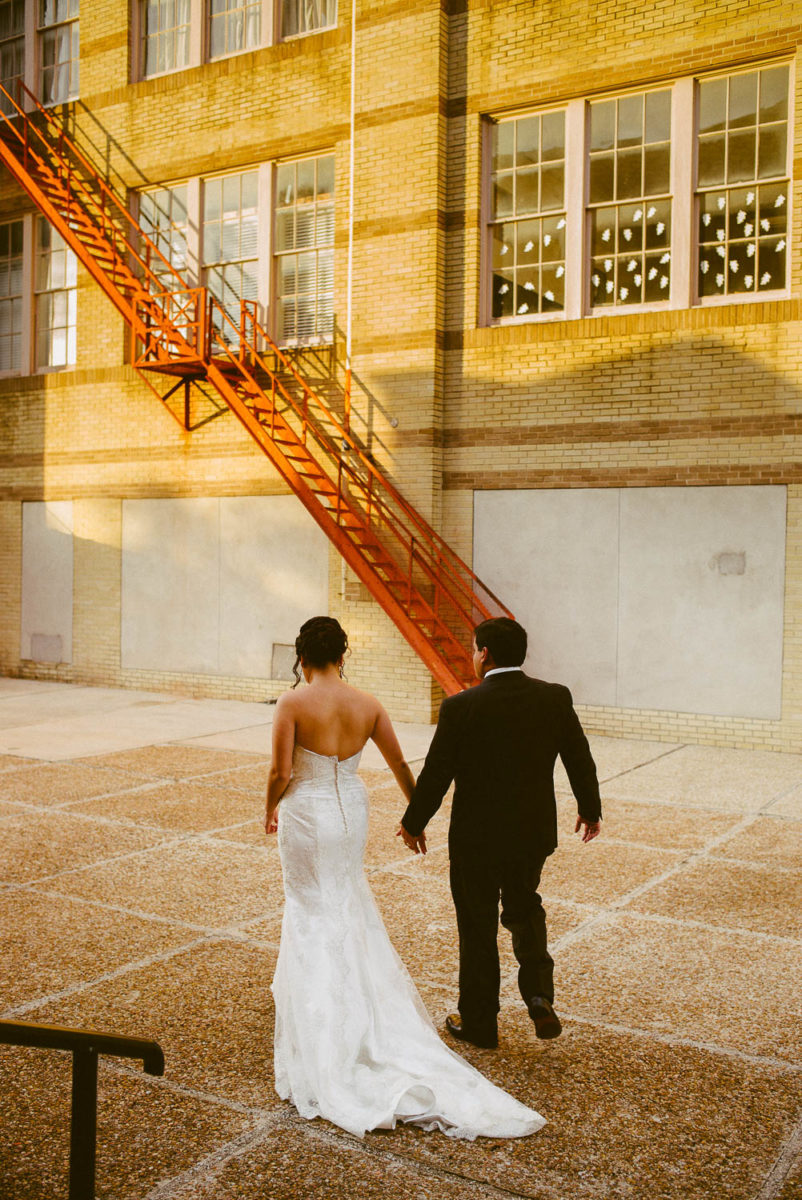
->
[401,670,601,857]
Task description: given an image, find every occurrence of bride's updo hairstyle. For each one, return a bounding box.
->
[292,616,349,687]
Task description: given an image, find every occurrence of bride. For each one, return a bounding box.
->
[265,615,545,1140]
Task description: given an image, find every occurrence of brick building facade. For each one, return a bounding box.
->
[0,0,801,750]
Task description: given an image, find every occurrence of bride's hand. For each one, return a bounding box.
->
[265,808,279,835]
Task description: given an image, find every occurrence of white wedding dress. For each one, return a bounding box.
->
[271,744,545,1140]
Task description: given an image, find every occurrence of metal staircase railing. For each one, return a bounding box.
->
[0,82,513,694]
[0,1018,164,1200]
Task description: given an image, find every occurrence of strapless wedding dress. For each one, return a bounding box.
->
[271,744,545,1140]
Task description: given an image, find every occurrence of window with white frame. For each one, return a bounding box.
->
[0,0,24,115]
[137,157,335,346]
[274,155,334,343]
[209,0,261,59]
[35,216,76,368]
[139,0,335,78]
[696,64,789,298]
[280,0,336,40]
[0,218,23,371]
[139,184,191,288]
[485,62,791,323]
[141,0,191,78]
[202,170,259,333]
[588,90,672,307]
[490,111,566,318]
[38,0,79,105]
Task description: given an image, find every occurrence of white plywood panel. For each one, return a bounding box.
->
[21,501,74,663]
[218,495,329,678]
[121,498,220,674]
[617,486,786,718]
[121,496,330,679]
[473,489,619,704]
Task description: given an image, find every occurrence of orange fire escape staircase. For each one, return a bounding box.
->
[0,84,513,696]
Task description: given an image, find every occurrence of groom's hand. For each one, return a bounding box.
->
[397,823,427,855]
[575,815,601,843]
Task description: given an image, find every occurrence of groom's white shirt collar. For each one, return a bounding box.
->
[483,666,522,678]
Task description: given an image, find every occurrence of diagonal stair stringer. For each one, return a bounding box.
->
[0,82,514,696]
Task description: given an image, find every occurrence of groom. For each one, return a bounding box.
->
[399,617,601,1050]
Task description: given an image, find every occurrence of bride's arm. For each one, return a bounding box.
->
[265,694,295,834]
[371,704,416,803]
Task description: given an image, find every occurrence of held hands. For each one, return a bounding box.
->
[397,824,427,855]
[575,815,601,843]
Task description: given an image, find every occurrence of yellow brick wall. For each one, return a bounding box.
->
[0,0,801,742]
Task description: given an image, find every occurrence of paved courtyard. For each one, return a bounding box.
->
[0,677,801,1199]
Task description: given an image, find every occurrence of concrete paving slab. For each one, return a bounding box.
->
[387,831,683,909]
[556,791,745,852]
[2,679,801,1200]
[604,744,802,811]
[0,809,170,885]
[173,723,275,753]
[0,700,273,761]
[389,1021,802,1200]
[0,890,195,1009]
[557,912,802,1064]
[624,855,802,939]
[769,783,802,818]
[77,781,261,835]
[33,940,280,1111]
[0,682,169,728]
[159,1120,508,1200]
[555,734,683,790]
[196,762,269,797]
[0,1045,253,1200]
[709,813,802,870]
[1,762,145,806]
[45,838,284,929]
[0,754,36,772]
[775,1152,802,1200]
[77,745,264,780]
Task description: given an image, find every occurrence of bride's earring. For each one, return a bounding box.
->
[338,660,345,679]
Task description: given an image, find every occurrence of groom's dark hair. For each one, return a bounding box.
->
[474,617,527,667]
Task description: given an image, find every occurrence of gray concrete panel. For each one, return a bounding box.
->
[473,488,619,703]
[121,498,220,674]
[218,495,329,678]
[617,485,786,718]
[121,496,329,679]
[474,485,786,720]
[20,501,73,663]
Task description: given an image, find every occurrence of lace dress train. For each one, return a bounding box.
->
[271,745,545,1140]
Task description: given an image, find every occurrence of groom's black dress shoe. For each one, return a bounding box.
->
[528,996,562,1039]
[444,1014,498,1050]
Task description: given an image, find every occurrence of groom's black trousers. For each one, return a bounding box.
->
[449,844,553,1035]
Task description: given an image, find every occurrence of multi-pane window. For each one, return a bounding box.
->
[209,0,260,58]
[274,155,334,342]
[141,0,190,78]
[486,62,790,323]
[0,219,23,371]
[490,112,566,318]
[140,184,191,287]
[0,0,24,114]
[280,0,336,39]
[696,65,789,298]
[35,217,77,368]
[202,171,259,332]
[588,90,672,307]
[38,0,79,104]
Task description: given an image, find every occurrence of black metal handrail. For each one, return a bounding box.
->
[0,1018,165,1200]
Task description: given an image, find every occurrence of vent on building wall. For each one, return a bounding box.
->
[711,552,747,576]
